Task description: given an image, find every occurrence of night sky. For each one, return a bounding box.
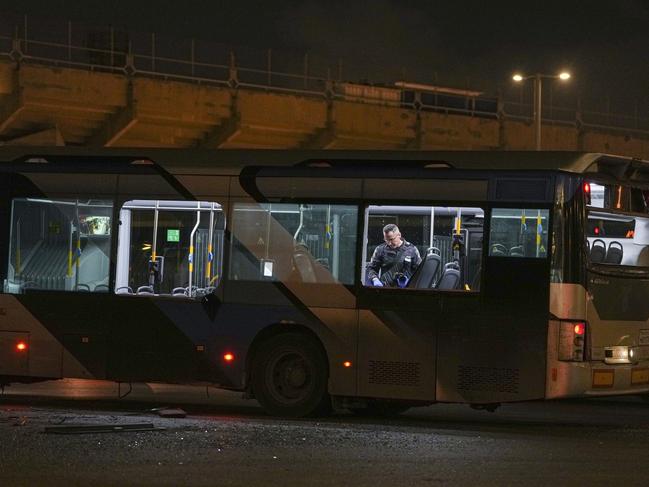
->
[2,1,648,110]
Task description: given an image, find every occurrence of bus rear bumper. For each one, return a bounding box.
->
[546,360,649,399]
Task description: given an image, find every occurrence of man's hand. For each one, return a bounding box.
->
[372,278,384,287]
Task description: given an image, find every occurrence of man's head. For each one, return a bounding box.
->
[383,224,403,248]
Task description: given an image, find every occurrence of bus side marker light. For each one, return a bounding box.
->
[16,341,27,352]
[223,353,234,362]
[592,370,614,388]
[343,361,352,368]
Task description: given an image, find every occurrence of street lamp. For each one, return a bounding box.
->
[512,71,571,150]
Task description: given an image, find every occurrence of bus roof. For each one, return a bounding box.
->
[0,147,644,178]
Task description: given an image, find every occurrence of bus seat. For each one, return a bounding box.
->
[490,244,507,256]
[116,286,133,294]
[172,287,187,296]
[605,241,623,264]
[437,261,461,290]
[409,247,441,288]
[292,244,317,283]
[136,285,154,295]
[94,284,109,292]
[509,245,524,257]
[590,239,606,263]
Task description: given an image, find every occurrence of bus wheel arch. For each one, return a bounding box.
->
[247,324,331,417]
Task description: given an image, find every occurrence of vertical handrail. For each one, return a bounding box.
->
[332,212,340,280]
[206,203,215,286]
[536,210,542,257]
[151,200,159,262]
[74,200,80,289]
[67,219,73,277]
[188,204,201,296]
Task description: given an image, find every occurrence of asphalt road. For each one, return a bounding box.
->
[2,380,649,486]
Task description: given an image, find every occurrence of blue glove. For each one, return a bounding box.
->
[372,278,383,287]
[396,274,408,288]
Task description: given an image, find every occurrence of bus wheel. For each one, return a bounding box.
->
[252,332,331,417]
[349,400,410,417]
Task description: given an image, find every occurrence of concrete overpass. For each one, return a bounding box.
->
[1,36,648,158]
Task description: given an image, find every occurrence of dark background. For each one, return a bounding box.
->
[2,0,647,109]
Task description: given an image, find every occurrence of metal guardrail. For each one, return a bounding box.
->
[1,16,648,138]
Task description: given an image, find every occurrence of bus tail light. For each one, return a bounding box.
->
[583,182,591,205]
[559,321,587,362]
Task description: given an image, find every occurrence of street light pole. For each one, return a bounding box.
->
[512,71,571,151]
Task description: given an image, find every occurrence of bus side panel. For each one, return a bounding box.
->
[356,289,440,402]
[0,294,63,381]
[436,259,549,404]
[224,280,359,397]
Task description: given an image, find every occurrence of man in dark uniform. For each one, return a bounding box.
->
[366,224,422,287]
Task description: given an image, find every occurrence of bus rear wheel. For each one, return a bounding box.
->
[251,332,331,417]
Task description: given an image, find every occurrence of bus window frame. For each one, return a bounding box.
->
[359,200,488,294]
[226,197,361,289]
[486,205,552,261]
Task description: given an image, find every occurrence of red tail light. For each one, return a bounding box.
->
[15,341,28,352]
[223,352,234,362]
[559,321,587,361]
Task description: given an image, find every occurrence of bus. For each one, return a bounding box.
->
[1,148,648,417]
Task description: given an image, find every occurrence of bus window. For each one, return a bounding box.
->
[363,205,484,291]
[488,208,549,258]
[115,200,225,298]
[229,203,358,285]
[5,198,113,294]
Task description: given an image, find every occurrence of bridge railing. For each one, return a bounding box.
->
[1,14,648,137]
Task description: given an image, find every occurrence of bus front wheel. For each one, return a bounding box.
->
[251,332,331,417]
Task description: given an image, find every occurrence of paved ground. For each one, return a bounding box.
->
[2,380,649,486]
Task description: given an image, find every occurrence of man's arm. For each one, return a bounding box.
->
[412,246,422,267]
[365,246,383,282]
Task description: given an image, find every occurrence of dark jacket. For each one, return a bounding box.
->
[366,240,422,286]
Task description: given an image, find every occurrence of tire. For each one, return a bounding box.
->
[349,400,410,417]
[251,332,331,417]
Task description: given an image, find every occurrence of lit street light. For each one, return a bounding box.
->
[512,71,571,150]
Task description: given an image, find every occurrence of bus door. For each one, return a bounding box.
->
[436,205,552,404]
